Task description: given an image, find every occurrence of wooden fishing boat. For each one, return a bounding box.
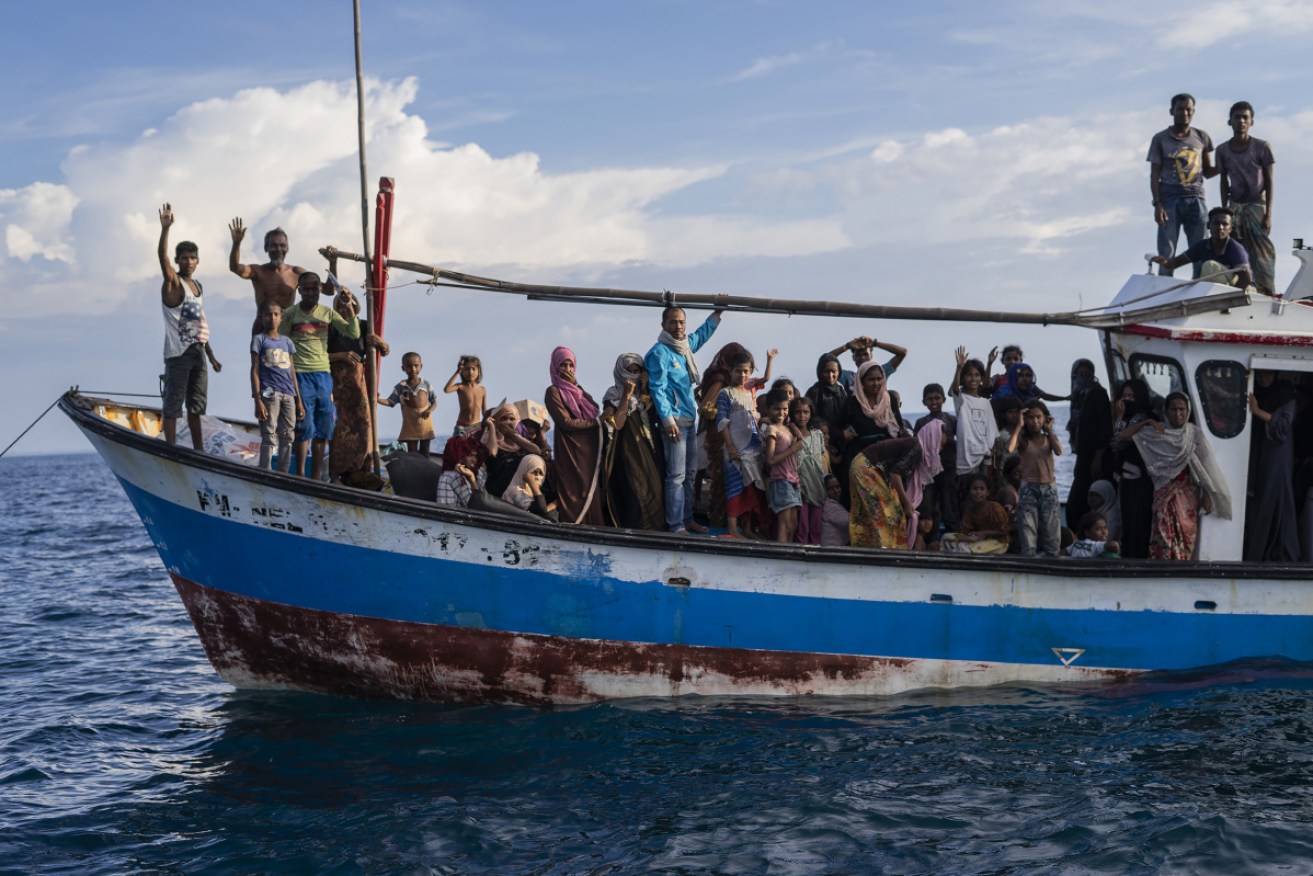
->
[60,248,1313,704]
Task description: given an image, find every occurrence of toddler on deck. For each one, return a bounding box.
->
[444,355,487,438]
[1067,511,1121,558]
[378,352,437,455]
[821,474,850,546]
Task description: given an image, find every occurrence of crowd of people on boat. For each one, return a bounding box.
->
[149,92,1298,563]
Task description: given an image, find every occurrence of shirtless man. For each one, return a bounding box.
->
[229,218,309,334]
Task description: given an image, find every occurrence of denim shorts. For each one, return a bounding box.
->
[768,479,802,513]
[295,371,336,442]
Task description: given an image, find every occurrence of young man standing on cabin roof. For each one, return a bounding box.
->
[1152,206,1253,290]
[1217,100,1276,295]
[1148,93,1217,277]
[825,336,908,395]
[280,272,360,480]
[645,305,723,534]
[229,218,310,335]
[157,203,223,451]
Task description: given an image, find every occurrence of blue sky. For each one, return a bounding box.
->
[6,0,1313,454]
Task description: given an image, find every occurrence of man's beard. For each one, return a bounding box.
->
[268,255,285,267]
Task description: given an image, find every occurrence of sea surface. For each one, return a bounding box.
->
[4,451,1313,875]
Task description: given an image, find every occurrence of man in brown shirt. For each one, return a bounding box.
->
[229,218,309,335]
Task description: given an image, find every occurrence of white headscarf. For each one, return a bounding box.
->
[1133,419,1232,520]
[603,352,644,414]
[501,453,547,510]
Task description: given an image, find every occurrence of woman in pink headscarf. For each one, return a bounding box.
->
[544,346,606,525]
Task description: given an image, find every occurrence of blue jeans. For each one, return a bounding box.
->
[1156,195,1207,276]
[1018,481,1060,557]
[663,423,698,531]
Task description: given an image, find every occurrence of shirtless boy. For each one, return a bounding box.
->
[229,218,309,335]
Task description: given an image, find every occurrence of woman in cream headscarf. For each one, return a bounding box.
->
[501,454,556,521]
[1121,392,1230,561]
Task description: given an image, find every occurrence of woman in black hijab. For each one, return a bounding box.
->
[1246,371,1300,561]
[1065,358,1112,527]
[1111,378,1155,558]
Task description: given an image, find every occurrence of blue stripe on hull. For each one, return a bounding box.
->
[121,478,1313,673]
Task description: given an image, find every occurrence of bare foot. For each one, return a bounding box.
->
[687,520,709,534]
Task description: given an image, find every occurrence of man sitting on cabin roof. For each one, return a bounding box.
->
[280,272,360,481]
[229,218,310,336]
[1152,206,1254,291]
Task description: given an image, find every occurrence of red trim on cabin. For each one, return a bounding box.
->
[1120,325,1313,347]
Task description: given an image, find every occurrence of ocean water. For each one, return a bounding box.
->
[4,452,1313,875]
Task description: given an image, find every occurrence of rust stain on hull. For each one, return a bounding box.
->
[172,575,940,705]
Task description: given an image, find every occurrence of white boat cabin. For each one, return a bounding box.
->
[1101,247,1313,562]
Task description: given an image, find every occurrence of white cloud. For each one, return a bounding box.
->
[0,182,78,264]
[730,51,805,81]
[0,77,850,318]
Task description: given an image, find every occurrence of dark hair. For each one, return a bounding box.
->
[991,394,1022,428]
[660,305,684,323]
[1229,100,1254,120]
[1018,400,1051,445]
[922,383,945,398]
[1003,455,1021,478]
[763,388,792,410]
[1170,93,1195,109]
[961,358,987,381]
[263,227,288,249]
[175,241,198,258]
[823,473,840,485]
[1208,206,1234,223]
[1077,511,1107,539]
[402,351,422,362]
[788,396,813,419]
[298,271,321,286]
[1001,344,1023,359]
[771,378,797,395]
[965,473,991,493]
[728,351,754,371]
[261,302,282,315]
[460,355,483,384]
[1118,378,1152,417]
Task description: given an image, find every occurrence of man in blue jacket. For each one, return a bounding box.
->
[645,305,723,533]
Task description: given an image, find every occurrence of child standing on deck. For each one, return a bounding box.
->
[949,347,998,502]
[443,355,487,438]
[789,396,828,544]
[915,382,959,531]
[249,303,304,471]
[1008,401,1064,556]
[717,351,770,539]
[763,390,804,543]
[379,352,437,455]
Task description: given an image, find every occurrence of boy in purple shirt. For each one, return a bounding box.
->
[250,303,304,471]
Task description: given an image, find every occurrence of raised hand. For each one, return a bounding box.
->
[766,348,779,359]
[159,203,174,228]
[955,345,968,366]
[987,346,998,367]
[623,379,636,397]
[229,217,245,242]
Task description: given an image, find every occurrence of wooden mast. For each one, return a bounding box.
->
[318,247,1252,330]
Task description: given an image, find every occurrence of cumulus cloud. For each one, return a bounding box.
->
[1,77,850,317]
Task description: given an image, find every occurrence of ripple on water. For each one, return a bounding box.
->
[6,454,1313,874]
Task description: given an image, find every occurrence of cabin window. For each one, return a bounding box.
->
[1129,354,1184,417]
[1195,360,1248,438]
[1103,340,1129,393]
